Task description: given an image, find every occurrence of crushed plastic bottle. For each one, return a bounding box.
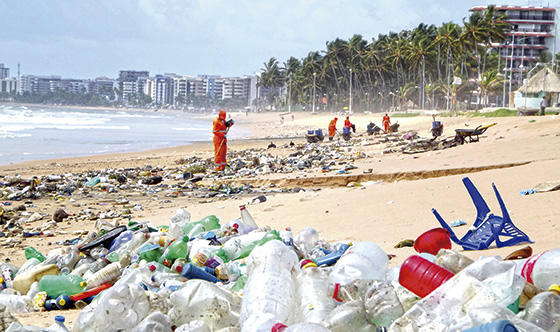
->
[45,315,70,332]
[328,241,389,287]
[168,208,191,241]
[295,266,333,323]
[518,290,560,331]
[521,248,560,290]
[240,240,300,328]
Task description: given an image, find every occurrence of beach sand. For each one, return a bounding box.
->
[2,110,560,328]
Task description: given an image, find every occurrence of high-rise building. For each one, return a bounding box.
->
[0,64,9,79]
[470,5,557,82]
[118,70,149,103]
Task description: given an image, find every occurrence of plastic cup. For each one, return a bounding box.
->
[181,263,219,283]
[414,228,452,255]
[399,255,454,298]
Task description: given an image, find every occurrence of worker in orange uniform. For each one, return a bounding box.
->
[328,117,338,141]
[213,109,234,172]
[344,116,356,133]
[382,113,391,133]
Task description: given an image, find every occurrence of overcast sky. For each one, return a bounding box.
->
[1,0,557,79]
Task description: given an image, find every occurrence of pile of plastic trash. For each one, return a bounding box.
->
[1,204,559,332]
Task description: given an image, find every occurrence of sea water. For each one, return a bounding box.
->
[0,104,246,165]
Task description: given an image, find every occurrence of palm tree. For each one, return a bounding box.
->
[476,69,503,107]
[461,11,490,79]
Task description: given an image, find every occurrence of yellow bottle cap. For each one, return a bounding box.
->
[58,299,66,306]
[158,237,166,247]
[548,284,560,294]
[303,262,317,269]
[80,281,87,288]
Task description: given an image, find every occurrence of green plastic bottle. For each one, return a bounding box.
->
[231,230,281,261]
[38,274,86,298]
[24,247,46,262]
[137,243,165,263]
[231,275,247,293]
[183,215,220,238]
[158,236,190,267]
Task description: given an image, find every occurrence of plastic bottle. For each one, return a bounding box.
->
[435,249,475,274]
[0,264,18,288]
[240,240,300,328]
[151,272,187,286]
[518,290,560,331]
[180,263,219,283]
[85,262,121,290]
[138,244,164,263]
[221,231,267,261]
[158,236,190,267]
[328,241,389,287]
[461,319,519,332]
[88,256,111,274]
[364,281,405,328]
[38,274,86,298]
[16,257,42,275]
[45,315,70,332]
[130,312,171,332]
[183,215,221,238]
[24,247,46,262]
[190,245,216,267]
[315,243,351,266]
[108,230,134,253]
[272,322,332,332]
[232,230,281,261]
[239,205,258,233]
[0,293,31,313]
[12,264,60,295]
[116,231,149,257]
[168,208,191,240]
[56,248,82,273]
[170,257,189,273]
[321,300,377,332]
[204,248,230,269]
[295,266,334,323]
[294,228,320,258]
[521,248,560,290]
[279,227,294,246]
[89,246,109,260]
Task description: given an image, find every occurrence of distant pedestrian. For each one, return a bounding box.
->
[382,113,391,133]
[280,116,284,124]
[291,114,294,121]
[328,117,338,141]
[540,96,547,116]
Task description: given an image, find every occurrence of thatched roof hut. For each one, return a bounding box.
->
[517,67,560,94]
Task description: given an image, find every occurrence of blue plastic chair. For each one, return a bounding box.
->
[432,177,533,251]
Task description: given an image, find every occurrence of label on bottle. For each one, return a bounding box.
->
[521,250,547,285]
[192,252,208,267]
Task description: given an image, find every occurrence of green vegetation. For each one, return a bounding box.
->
[391,112,421,118]
[471,109,518,117]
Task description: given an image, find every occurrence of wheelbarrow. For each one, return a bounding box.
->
[454,123,497,144]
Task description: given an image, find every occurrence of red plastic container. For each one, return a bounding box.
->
[414,228,452,255]
[399,255,454,298]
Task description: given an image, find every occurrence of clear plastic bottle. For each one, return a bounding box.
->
[168,208,191,240]
[88,256,111,274]
[294,228,320,258]
[56,248,82,272]
[272,322,332,332]
[321,300,377,332]
[239,205,258,233]
[151,272,187,286]
[130,312,171,332]
[328,241,389,287]
[85,262,121,290]
[364,281,405,327]
[0,264,18,288]
[16,257,41,275]
[435,249,475,274]
[240,240,300,328]
[45,315,70,332]
[108,230,134,253]
[231,230,281,261]
[0,293,31,313]
[221,231,267,261]
[89,246,109,260]
[518,290,560,331]
[295,266,334,323]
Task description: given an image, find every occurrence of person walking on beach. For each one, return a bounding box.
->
[540,96,547,116]
[213,109,234,172]
[382,113,391,133]
[328,117,338,141]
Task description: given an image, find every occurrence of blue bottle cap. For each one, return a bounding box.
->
[55,315,65,322]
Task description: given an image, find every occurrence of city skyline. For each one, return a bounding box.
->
[2,0,550,80]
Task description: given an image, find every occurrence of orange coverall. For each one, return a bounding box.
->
[213,110,229,171]
[328,118,338,140]
[344,117,352,129]
[382,114,391,132]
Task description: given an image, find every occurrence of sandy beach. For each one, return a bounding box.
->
[2,109,560,329]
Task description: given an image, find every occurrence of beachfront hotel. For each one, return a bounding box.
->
[470,4,557,85]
